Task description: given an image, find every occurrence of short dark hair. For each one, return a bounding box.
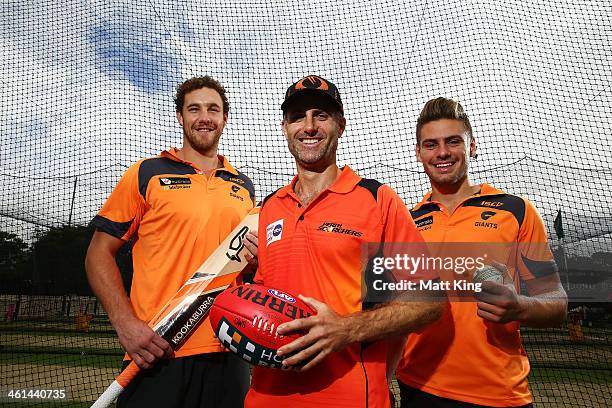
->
[416,97,472,143]
[174,76,229,114]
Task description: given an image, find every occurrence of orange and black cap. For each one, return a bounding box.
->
[281,75,343,114]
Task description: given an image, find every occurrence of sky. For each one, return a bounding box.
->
[0,0,610,252]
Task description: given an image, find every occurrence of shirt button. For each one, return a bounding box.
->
[297,203,302,208]
[298,215,304,221]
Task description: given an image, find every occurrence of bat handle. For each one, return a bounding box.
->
[90,361,140,407]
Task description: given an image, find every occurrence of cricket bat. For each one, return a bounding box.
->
[91,207,260,408]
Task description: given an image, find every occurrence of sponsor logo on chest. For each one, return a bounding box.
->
[266,219,284,247]
[159,177,192,190]
[415,215,433,230]
[317,221,363,237]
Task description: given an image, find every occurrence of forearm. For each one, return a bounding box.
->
[275,293,443,371]
[518,290,568,327]
[85,233,173,367]
[347,298,443,343]
[85,248,136,328]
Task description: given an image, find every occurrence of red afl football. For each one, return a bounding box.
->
[209,284,315,368]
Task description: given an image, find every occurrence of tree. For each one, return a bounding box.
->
[29,225,134,295]
[29,225,93,295]
[0,231,29,293]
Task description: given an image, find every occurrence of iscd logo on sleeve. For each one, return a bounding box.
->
[228,177,245,185]
[266,219,284,247]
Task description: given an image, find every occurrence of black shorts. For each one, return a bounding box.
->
[117,352,250,408]
[398,381,533,408]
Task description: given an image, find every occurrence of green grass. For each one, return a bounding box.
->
[530,367,612,384]
[0,352,122,370]
[0,331,116,339]
[0,323,115,337]
[1,345,122,355]
[0,330,117,338]
[529,357,611,371]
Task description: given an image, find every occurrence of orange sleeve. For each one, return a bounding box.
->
[378,186,435,283]
[517,198,558,280]
[91,161,146,241]
[379,185,422,244]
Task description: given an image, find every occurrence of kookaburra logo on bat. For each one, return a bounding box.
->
[226,226,249,262]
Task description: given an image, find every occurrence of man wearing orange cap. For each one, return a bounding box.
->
[245,75,443,408]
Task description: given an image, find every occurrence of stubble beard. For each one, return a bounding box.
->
[427,159,469,187]
[288,137,338,168]
[184,127,222,155]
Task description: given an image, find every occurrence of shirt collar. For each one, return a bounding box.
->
[412,183,504,210]
[276,165,361,198]
[162,147,238,175]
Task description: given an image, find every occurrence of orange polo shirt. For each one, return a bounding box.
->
[246,166,426,408]
[396,184,558,407]
[91,148,255,358]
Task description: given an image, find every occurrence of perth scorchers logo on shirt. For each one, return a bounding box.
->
[318,222,363,237]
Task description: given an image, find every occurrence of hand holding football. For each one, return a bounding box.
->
[209,284,315,368]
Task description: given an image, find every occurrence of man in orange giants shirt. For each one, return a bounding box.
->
[396,97,568,407]
[245,75,443,408]
[85,76,257,408]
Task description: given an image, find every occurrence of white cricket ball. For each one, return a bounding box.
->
[472,265,504,284]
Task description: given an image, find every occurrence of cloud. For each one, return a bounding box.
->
[87,25,182,93]
[0,0,610,253]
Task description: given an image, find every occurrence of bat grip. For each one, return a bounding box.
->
[116,360,141,387]
[89,361,140,407]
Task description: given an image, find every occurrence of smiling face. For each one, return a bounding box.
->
[416,118,476,188]
[281,94,346,171]
[176,87,227,155]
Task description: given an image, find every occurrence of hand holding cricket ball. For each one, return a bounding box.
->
[473,262,523,324]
